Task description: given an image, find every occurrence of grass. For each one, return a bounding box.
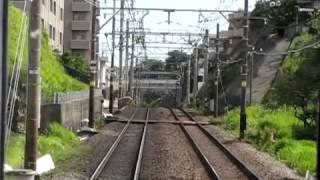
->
[222,105,316,175]
[8,5,87,96]
[6,123,81,168]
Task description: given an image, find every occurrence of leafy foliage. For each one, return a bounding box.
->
[6,123,80,168]
[8,5,87,96]
[60,51,89,74]
[142,59,165,71]
[265,33,320,126]
[41,34,88,96]
[224,105,316,174]
[252,0,298,35]
[165,50,190,71]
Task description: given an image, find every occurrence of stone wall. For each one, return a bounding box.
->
[41,96,103,131]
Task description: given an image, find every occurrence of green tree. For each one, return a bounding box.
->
[60,51,89,74]
[165,50,190,71]
[266,34,320,127]
[252,0,298,35]
[142,59,165,71]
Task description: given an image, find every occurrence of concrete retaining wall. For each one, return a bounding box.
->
[41,96,103,131]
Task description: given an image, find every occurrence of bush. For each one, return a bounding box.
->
[276,139,316,174]
[61,51,89,74]
[224,105,316,175]
[6,123,79,167]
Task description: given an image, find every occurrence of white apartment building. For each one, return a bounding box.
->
[12,0,65,52]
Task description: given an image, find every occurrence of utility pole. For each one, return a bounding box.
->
[186,55,191,105]
[240,0,249,140]
[118,0,125,98]
[25,0,41,170]
[88,0,97,128]
[135,57,139,104]
[317,90,320,178]
[0,0,9,178]
[109,0,116,113]
[249,49,254,105]
[204,29,209,101]
[128,33,135,97]
[124,19,129,96]
[193,45,198,107]
[215,23,220,117]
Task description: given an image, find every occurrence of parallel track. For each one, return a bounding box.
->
[169,108,259,180]
[89,108,149,180]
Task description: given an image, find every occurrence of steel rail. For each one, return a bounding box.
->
[133,108,149,180]
[169,108,219,180]
[179,108,259,180]
[89,108,139,180]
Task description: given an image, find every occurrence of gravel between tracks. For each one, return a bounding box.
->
[189,111,303,180]
[140,108,210,180]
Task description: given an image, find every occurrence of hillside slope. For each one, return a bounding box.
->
[8,6,87,96]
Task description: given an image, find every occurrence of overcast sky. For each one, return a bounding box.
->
[99,0,258,64]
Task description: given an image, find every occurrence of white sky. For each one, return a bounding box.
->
[99,0,258,64]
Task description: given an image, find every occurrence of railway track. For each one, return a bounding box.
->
[89,108,149,180]
[169,108,259,180]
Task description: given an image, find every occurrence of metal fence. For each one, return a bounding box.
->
[42,89,102,105]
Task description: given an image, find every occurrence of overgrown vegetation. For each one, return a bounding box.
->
[165,50,189,72]
[265,33,320,128]
[142,59,165,71]
[6,123,80,168]
[252,0,300,35]
[8,6,87,96]
[60,51,89,74]
[224,106,316,175]
[41,34,88,96]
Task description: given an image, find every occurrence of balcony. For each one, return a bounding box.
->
[71,40,90,49]
[72,2,91,12]
[72,21,91,30]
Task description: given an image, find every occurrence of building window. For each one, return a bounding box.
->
[72,31,87,40]
[73,12,89,21]
[59,32,63,45]
[53,27,56,40]
[42,0,45,5]
[49,24,53,39]
[53,1,57,15]
[50,0,53,12]
[60,8,63,21]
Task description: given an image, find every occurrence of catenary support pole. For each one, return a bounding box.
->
[118,0,125,98]
[249,50,254,105]
[25,0,41,170]
[240,0,249,140]
[215,23,220,117]
[88,0,97,128]
[317,90,320,178]
[128,33,135,97]
[109,0,116,113]
[193,45,198,107]
[186,55,191,105]
[124,20,129,96]
[204,29,209,103]
[0,0,9,178]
